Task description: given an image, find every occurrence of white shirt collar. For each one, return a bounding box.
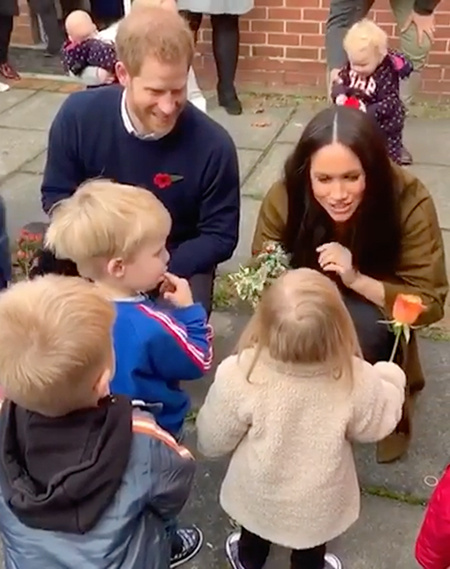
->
[120,91,163,141]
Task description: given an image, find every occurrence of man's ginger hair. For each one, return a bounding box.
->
[116,5,194,76]
[45,179,171,276]
[0,275,115,417]
[344,19,388,59]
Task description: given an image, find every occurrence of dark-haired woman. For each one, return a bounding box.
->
[252,106,448,463]
[178,1,254,115]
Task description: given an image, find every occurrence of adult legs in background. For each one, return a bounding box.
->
[211,13,242,115]
[325,0,370,93]
[27,0,64,55]
[390,0,432,165]
[181,10,203,43]
[0,15,20,80]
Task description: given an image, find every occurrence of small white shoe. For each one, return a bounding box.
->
[325,552,343,569]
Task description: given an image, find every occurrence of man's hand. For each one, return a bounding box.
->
[402,11,435,46]
[160,272,194,307]
[317,242,358,287]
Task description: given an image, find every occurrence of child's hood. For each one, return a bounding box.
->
[0,395,133,534]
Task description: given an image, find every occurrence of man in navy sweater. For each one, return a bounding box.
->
[41,6,240,314]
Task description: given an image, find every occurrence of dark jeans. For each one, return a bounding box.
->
[0,15,13,64]
[238,527,327,569]
[343,292,394,364]
[0,196,11,288]
[189,272,214,317]
[27,0,64,53]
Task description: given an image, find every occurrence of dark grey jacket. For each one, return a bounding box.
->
[0,399,195,569]
[0,0,18,17]
[0,196,11,289]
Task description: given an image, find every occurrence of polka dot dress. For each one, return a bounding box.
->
[331,50,413,165]
[62,38,118,79]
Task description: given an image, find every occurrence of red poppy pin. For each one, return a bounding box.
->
[153,173,184,189]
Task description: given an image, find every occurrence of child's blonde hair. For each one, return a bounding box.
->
[238,268,361,380]
[344,19,388,60]
[45,179,171,276]
[0,275,115,417]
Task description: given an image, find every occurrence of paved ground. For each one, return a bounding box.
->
[1,78,450,568]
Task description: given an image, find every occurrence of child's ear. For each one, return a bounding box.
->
[107,257,126,278]
[94,367,112,400]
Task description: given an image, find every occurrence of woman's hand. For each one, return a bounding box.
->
[316,242,359,287]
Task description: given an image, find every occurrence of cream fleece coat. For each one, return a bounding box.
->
[196,350,406,549]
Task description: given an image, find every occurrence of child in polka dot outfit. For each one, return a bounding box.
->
[62,10,118,87]
[331,19,413,165]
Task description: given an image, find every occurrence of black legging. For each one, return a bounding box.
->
[0,15,13,65]
[182,12,239,98]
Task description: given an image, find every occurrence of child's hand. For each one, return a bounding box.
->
[160,272,194,307]
[335,94,347,106]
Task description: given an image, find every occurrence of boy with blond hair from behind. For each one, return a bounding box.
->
[45,179,211,566]
[0,275,195,569]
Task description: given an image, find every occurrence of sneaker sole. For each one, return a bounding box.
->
[224,533,241,569]
[170,530,204,568]
[326,553,343,569]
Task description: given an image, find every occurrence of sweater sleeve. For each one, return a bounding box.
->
[330,66,351,101]
[41,96,86,214]
[382,171,448,326]
[251,181,288,254]
[139,303,213,380]
[196,355,251,458]
[347,360,406,443]
[168,132,240,277]
[416,465,450,569]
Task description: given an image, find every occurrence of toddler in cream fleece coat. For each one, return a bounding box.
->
[197,269,406,569]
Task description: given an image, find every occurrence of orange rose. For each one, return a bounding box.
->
[392,294,426,326]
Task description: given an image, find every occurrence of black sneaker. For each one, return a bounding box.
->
[170,526,203,568]
[225,531,245,569]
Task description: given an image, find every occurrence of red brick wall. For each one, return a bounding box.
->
[194,0,450,101]
[11,0,450,99]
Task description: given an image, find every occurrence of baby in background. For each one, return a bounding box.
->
[331,19,413,165]
[62,10,118,86]
[197,268,406,569]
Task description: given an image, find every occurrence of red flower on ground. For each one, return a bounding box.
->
[153,173,173,189]
[344,96,361,110]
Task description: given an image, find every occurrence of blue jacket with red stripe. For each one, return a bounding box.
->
[111,298,213,436]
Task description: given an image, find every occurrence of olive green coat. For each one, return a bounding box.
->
[251,164,448,461]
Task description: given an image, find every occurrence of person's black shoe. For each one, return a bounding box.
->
[170,526,203,568]
[218,89,242,115]
[400,145,413,166]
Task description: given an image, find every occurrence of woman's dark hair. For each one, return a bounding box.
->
[283,106,402,279]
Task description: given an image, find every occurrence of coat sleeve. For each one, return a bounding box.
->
[136,416,195,521]
[330,66,351,101]
[196,355,251,458]
[251,181,288,254]
[382,169,448,326]
[347,360,406,443]
[416,465,450,569]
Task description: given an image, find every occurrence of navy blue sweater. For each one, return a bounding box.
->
[41,85,240,278]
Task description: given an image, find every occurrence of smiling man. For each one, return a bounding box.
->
[41,6,240,315]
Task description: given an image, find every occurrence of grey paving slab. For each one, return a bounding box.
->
[0,128,47,179]
[276,104,320,144]
[220,197,260,273]
[242,143,294,199]
[237,149,261,184]
[20,150,47,175]
[404,117,450,166]
[209,106,293,151]
[407,164,450,230]
[0,89,35,115]
[0,173,47,240]
[0,91,67,131]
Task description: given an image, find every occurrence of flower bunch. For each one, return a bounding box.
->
[386,294,426,362]
[14,229,43,279]
[228,241,291,308]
